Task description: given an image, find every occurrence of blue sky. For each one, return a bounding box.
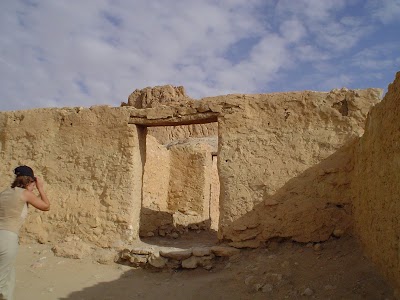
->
[0,0,399,111]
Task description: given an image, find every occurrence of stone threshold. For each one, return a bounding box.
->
[118,244,240,270]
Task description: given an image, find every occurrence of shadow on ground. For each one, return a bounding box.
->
[59,237,395,300]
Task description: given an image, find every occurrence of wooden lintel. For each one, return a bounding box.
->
[128,112,219,127]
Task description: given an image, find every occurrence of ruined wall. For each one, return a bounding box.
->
[123,85,191,109]
[148,124,217,145]
[216,88,382,245]
[168,142,212,227]
[352,72,400,292]
[140,135,171,236]
[122,83,218,145]
[0,106,145,248]
[209,156,220,231]
[140,136,216,236]
[128,87,381,246]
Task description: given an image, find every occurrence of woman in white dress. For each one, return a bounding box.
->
[0,166,50,300]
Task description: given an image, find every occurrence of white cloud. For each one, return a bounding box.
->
[0,0,398,111]
[367,0,400,23]
[279,19,307,43]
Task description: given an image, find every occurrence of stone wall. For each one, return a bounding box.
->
[147,123,218,145]
[210,155,220,231]
[217,88,381,245]
[168,141,212,226]
[0,106,145,248]
[140,135,216,237]
[352,72,400,293]
[126,87,381,246]
[0,84,384,252]
[140,135,171,236]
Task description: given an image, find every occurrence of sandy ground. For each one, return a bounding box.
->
[14,235,395,300]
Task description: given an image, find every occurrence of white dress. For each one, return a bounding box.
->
[0,188,28,300]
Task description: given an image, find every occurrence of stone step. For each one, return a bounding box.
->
[118,245,240,270]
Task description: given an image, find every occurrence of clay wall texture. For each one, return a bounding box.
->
[1,80,397,292]
[147,124,217,145]
[1,80,397,291]
[209,156,220,231]
[0,106,145,247]
[140,135,171,236]
[141,136,215,236]
[353,72,400,291]
[126,86,381,247]
[168,143,211,222]
[216,89,381,245]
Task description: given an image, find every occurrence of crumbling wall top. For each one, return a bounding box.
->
[122,85,194,108]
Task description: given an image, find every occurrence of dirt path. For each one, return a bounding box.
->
[15,236,394,300]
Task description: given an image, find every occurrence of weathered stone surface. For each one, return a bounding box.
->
[216,88,381,244]
[148,123,218,145]
[130,247,153,255]
[159,249,192,260]
[166,259,181,269]
[124,85,191,109]
[148,253,168,268]
[129,254,148,265]
[168,142,213,226]
[140,134,172,236]
[192,247,211,257]
[119,249,132,260]
[122,86,381,247]
[353,71,400,292]
[0,106,145,248]
[140,134,219,235]
[52,241,93,259]
[0,81,390,285]
[181,256,199,269]
[211,246,240,257]
[181,255,214,269]
[93,248,118,265]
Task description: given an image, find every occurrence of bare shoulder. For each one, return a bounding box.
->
[22,189,34,201]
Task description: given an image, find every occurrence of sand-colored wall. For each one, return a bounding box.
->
[140,135,215,236]
[210,155,220,231]
[0,84,384,252]
[353,72,400,292]
[148,124,218,145]
[168,142,212,226]
[140,135,171,236]
[127,87,381,245]
[0,106,145,248]
[216,88,381,245]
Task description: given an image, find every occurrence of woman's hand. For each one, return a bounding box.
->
[35,176,44,191]
[24,177,50,211]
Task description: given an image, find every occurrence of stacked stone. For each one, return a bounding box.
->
[118,246,240,270]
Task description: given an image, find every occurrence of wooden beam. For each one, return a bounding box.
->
[128,112,219,127]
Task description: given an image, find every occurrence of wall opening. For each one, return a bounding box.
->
[138,122,220,244]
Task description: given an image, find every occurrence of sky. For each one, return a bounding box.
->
[0,0,399,111]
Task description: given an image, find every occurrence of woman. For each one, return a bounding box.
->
[0,165,50,300]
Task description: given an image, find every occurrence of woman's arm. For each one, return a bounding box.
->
[23,177,50,211]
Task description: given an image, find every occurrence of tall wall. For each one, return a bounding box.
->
[216,88,381,245]
[168,142,212,226]
[140,135,171,236]
[127,86,381,246]
[353,72,400,292]
[0,106,145,247]
[0,83,386,254]
[209,156,220,231]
